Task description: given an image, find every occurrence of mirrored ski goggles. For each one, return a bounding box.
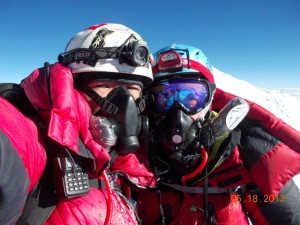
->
[149,79,216,115]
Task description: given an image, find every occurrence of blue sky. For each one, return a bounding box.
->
[1,0,299,89]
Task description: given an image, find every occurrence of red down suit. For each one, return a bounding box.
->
[137,88,300,225]
[0,63,156,225]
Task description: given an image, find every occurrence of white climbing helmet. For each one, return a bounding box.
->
[58,23,153,86]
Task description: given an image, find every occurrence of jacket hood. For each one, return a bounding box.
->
[21,63,110,174]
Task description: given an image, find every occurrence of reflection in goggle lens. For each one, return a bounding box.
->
[151,80,209,114]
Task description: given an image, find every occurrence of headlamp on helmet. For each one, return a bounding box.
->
[152,44,215,84]
[124,39,149,67]
[59,34,149,68]
[157,50,184,73]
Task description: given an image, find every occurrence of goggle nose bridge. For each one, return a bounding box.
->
[172,89,180,101]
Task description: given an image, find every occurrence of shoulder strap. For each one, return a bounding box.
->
[16,167,58,225]
[0,82,36,116]
[0,83,23,105]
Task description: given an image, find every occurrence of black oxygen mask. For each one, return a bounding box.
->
[158,109,200,161]
[151,97,250,176]
[91,86,148,155]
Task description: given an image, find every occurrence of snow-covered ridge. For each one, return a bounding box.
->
[261,88,300,104]
[260,88,300,130]
[212,67,300,131]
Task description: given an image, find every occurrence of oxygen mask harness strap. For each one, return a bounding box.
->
[82,85,118,115]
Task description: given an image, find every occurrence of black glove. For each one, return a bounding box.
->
[199,119,216,151]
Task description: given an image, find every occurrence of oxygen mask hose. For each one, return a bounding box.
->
[102,171,112,225]
[181,148,208,186]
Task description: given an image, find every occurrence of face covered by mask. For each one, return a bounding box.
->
[89,85,149,155]
[148,79,216,176]
[150,108,206,176]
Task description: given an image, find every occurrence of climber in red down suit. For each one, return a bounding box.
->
[0,23,156,225]
[137,44,300,225]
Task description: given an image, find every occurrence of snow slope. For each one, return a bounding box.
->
[212,67,300,131]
